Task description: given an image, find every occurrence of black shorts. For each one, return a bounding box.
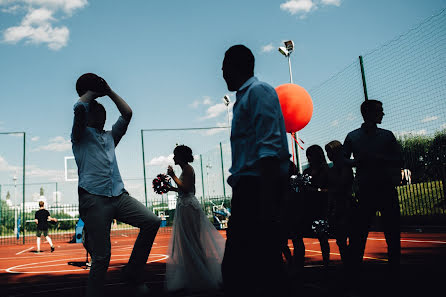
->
[36,229,48,237]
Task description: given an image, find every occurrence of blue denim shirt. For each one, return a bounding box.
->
[71,101,128,197]
[228,76,290,187]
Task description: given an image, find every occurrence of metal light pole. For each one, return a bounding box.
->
[205,163,212,198]
[223,95,231,139]
[278,40,302,173]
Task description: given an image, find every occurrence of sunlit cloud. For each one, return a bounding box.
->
[421,116,438,123]
[32,136,71,152]
[0,0,88,50]
[280,0,341,18]
[261,43,275,53]
[148,154,174,167]
[395,129,427,138]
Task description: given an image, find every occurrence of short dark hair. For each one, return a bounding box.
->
[224,45,255,77]
[39,201,44,207]
[174,145,194,163]
[306,144,327,167]
[89,100,106,117]
[76,73,106,97]
[360,99,382,118]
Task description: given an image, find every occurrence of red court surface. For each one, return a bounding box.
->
[1,230,446,297]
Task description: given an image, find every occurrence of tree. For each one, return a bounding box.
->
[6,191,10,201]
[40,187,44,196]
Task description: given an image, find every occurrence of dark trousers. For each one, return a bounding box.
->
[349,185,400,269]
[222,177,285,297]
[79,188,161,297]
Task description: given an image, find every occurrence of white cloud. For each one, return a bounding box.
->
[421,116,438,123]
[31,136,40,141]
[148,154,174,167]
[261,43,275,53]
[0,0,88,50]
[201,103,227,120]
[395,129,427,138]
[321,0,341,6]
[26,165,63,180]
[330,119,339,126]
[280,0,341,18]
[199,122,230,136]
[202,97,212,105]
[189,96,213,109]
[32,136,71,152]
[0,155,20,172]
[280,0,315,15]
[346,113,356,121]
[441,123,446,130]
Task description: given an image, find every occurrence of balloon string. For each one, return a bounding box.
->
[291,133,304,150]
[291,134,295,163]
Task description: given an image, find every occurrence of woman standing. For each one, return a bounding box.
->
[165,145,226,293]
[302,145,331,268]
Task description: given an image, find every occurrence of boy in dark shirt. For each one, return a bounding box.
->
[34,201,58,253]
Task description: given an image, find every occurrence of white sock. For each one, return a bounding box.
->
[45,236,53,247]
[37,237,41,251]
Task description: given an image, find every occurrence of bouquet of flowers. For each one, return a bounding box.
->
[152,173,172,194]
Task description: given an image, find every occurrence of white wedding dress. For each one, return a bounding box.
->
[165,172,226,292]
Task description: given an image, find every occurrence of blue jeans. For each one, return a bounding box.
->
[79,188,161,297]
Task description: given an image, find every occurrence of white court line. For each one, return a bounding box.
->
[6,253,169,274]
[0,244,169,262]
[16,247,34,255]
[305,248,387,262]
[368,237,446,244]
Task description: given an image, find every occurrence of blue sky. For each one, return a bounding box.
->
[1,0,445,205]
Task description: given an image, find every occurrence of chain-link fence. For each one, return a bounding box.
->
[300,8,446,223]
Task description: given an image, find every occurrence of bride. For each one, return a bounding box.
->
[165,145,226,293]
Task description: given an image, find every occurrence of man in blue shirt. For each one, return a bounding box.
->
[71,73,160,297]
[221,45,290,297]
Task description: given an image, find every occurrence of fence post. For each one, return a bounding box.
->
[22,132,25,244]
[141,130,148,207]
[200,155,205,209]
[359,55,369,101]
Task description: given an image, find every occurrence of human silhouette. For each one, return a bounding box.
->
[71,73,161,297]
[281,161,306,278]
[34,200,57,253]
[343,99,403,274]
[221,45,290,297]
[302,145,331,268]
[325,140,354,265]
[165,145,225,293]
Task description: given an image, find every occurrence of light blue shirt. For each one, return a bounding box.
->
[228,76,290,187]
[71,101,128,197]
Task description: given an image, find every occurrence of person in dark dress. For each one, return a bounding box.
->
[302,145,331,268]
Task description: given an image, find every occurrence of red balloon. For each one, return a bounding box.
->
[275,83,313,133]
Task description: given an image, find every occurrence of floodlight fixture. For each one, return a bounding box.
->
[278,46,289,57]
[284,40,294,53]
[223,95,230,106]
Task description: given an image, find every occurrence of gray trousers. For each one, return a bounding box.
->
[79,188,161,297]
